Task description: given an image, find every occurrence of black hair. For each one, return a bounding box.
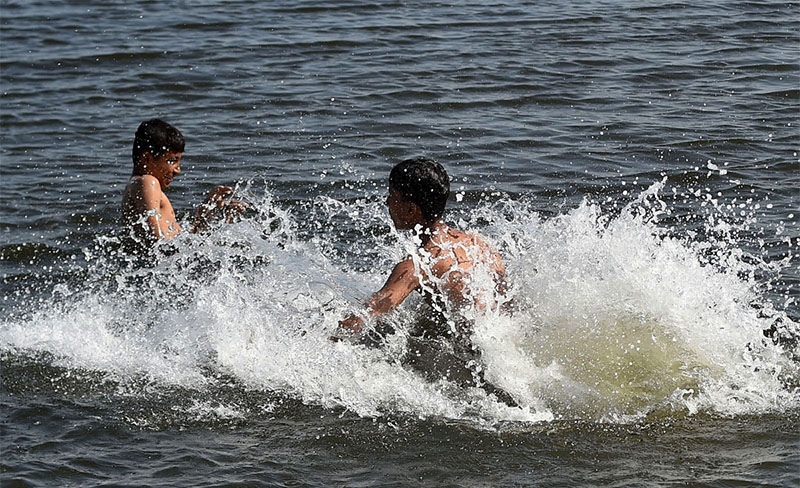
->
[132,119,185,165]
[389,157,450,222]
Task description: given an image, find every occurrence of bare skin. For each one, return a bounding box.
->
[335,186,506,338]
[122,150,247,245]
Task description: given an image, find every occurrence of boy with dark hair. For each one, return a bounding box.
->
[336,157,508,386]
[121,119,245,246]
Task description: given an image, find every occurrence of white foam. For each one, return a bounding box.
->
[1,182,797,423]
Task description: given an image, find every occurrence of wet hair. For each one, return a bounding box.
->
[389,157,450,222]
[132,119,185,165]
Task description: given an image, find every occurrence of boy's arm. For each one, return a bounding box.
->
[337,257,421,335]
[139,177,180,242]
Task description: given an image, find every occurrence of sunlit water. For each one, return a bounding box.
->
[2,0,798,486]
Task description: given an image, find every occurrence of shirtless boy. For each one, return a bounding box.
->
[335,157,507,385]
[121,119,244,246]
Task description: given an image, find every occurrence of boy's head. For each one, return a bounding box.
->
[132,119,185,164]
[132,119,185,189]
[388,157,449,229]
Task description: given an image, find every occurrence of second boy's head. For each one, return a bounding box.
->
[132,119,185,190]
[387,157,450,230]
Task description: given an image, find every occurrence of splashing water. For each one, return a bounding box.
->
[1,181,797,425]
[474,181,799,421]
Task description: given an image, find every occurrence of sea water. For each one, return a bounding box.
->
[1,0,798,486]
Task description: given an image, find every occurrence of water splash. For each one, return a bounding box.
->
[1,181,797,425]
[474,181,799,421]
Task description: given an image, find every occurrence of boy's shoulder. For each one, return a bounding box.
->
[125,174,162,195]
[425,226,503,266]
[427,227,480,250]
[122,175,166,214]
[127,173,158,186]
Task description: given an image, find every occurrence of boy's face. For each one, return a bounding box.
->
[143,151,182,190]
[386,186,420,230]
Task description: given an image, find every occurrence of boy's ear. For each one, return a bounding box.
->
[408,202,424,220]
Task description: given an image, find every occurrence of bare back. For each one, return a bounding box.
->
[420,226,506,311]
[336,222,507,343]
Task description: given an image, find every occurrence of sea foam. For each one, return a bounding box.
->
[1,181,797,424]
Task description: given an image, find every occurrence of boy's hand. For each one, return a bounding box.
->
[222,199,249,223]
[330,314,364,342]
[207,185,232,202]
[339,315,364,333]
[193,185,249,231]
[203,185,235,211]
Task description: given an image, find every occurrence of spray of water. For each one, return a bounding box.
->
[1,180,797,424]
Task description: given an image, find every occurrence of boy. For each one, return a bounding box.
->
[335,157,508,386]
[121,119,245,246]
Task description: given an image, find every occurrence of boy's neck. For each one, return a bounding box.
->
[132,154,154,177]
[418,219,447,245]
[131,164,152,177]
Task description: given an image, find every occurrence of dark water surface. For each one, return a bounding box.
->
[2,1,799,486]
